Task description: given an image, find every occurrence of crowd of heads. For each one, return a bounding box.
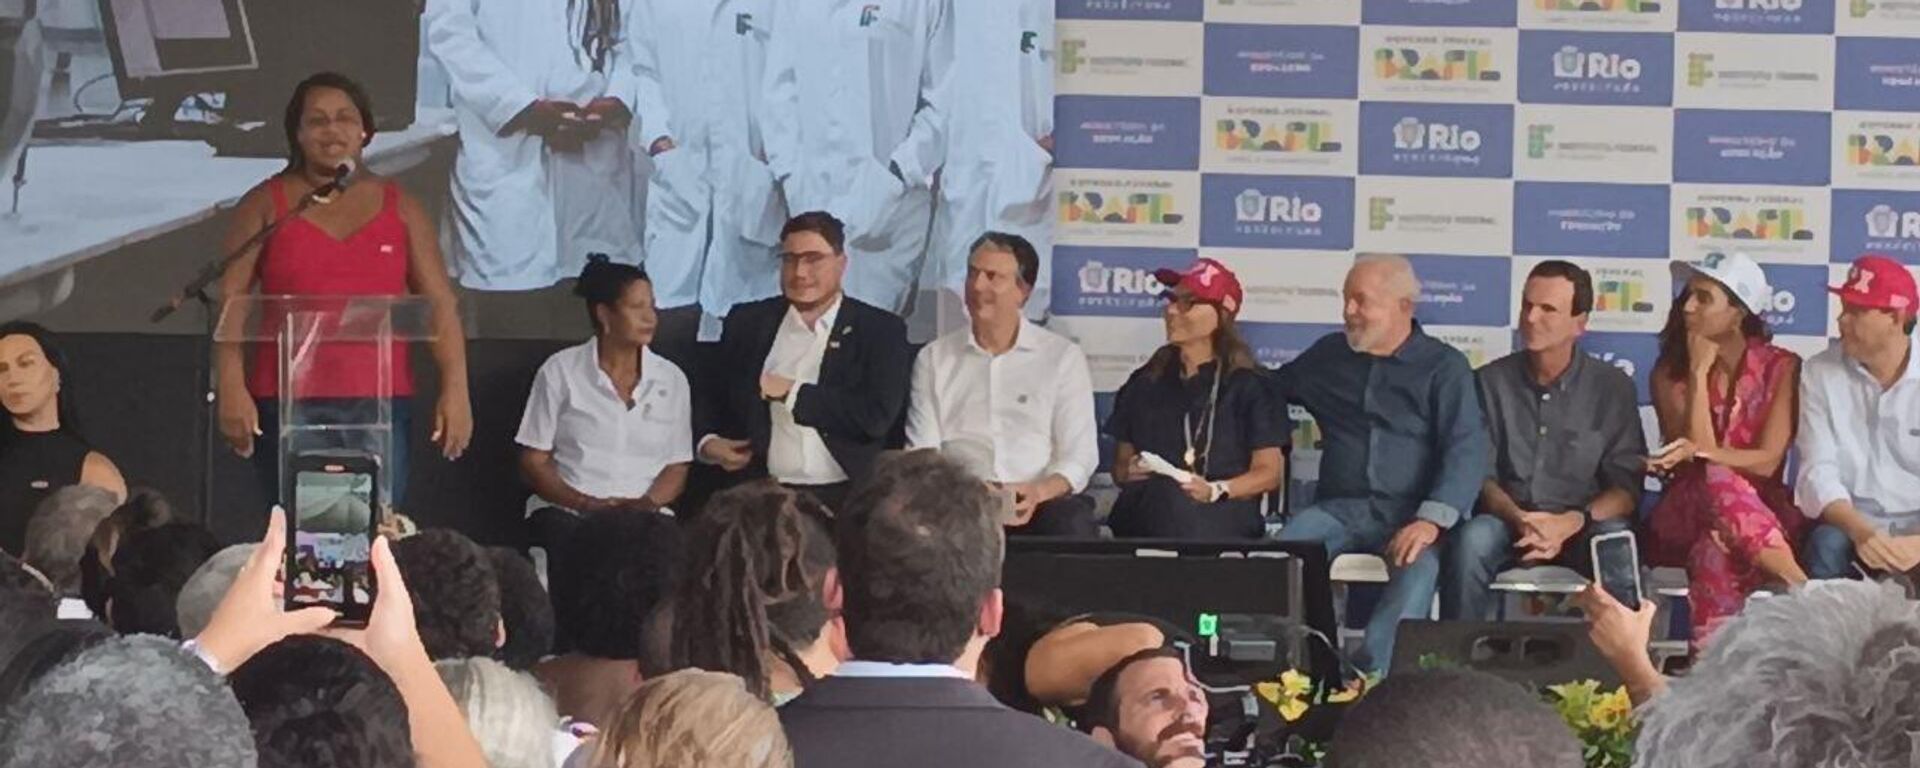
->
[1,446,1918,767]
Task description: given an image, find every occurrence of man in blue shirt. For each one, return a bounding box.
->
[1273,254,1491,672]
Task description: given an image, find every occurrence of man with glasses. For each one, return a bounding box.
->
[695,211,913,511]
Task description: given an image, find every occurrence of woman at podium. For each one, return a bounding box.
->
[212,73,472,508]
[0,321,127,554]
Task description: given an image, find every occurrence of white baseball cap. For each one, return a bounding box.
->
[1670,252,1771,316]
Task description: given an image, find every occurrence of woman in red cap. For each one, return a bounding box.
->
[1103,258,1286,539]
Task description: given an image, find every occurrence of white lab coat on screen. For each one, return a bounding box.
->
[630,0,785,340]
[425,0,645,290]
[927,0,1055,319]
[761,0,954,315]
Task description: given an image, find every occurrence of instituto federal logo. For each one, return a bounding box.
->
[859,4,880,27]
[1392,117,1482,151]
[1367,198,1395,230]
[1217,119,1341,153]
[1058,38,1086,74]
[1527,125,1553,158]
[1055,36,1189,77]
[1374,47,1503,82]
[1687,53,1714,87]
[1059,190,1184,225]
[1685,205,1815,241]
[1234,189,1323,223]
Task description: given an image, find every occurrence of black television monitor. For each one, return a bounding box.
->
[97,0,260,99]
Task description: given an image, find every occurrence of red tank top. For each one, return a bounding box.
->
[247,177,416,399]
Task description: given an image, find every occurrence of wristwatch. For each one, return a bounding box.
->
[1208,481,1231,503]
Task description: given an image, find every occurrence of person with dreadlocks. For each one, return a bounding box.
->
[667,481,844,705]
[423,0,647,291]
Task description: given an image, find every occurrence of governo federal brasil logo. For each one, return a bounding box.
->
[1216,118,1342,154]
[1059,190,1185,225]
[1848,132,1920,167]
[1685,205,1815,242]
[1534,0,1664,13]
[1374,47,1503,82]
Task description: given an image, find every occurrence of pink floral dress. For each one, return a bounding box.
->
[1645,340,1804,649]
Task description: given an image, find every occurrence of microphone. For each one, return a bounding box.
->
[313,161,356,201]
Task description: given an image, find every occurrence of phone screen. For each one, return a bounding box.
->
[289,469,377,621]
[1592,533,1642,611]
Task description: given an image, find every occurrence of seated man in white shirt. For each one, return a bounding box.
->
[1798,255,1920,579]
[906,233,1099,537]
[517,257,692,549]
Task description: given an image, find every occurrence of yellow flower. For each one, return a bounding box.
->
[1278,697,1309,722]
[1281,670,1313,699]
[1255,681,1283,707]
[1589,689,1633,732]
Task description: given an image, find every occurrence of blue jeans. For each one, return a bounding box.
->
[1274,498,1439,673]
[1804,523,1858,580]
[1439,514,1632,621]
[254,398,412,511]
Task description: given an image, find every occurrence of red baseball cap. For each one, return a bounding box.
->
[1830,255,1918,315]
[1154,258,1243,317]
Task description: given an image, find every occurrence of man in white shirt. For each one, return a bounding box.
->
[906,232,1097,536]
[696,212,913,512]
[1798,255,1920,579]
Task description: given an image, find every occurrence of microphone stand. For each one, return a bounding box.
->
[150,166,348,523]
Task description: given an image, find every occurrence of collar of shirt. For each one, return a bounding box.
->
[1381,321,1439,363]
[832,660,972,680]
[963,317,1041,356]
[578,341,664,402]
[783,295,845,337]
[1525,346,1588,395]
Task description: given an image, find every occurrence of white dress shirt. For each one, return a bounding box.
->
[516,342,693,513]
[906,318,1097,492]
[831,660,972,680]
[766,298,849,485]
[1797,330,1920,528]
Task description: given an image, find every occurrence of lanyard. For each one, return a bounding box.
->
[1183,364,1223,476]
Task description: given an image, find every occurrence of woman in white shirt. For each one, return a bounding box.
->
[517,256,692,549]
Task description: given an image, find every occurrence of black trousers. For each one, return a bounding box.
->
[1108,476,1265,540]
[1008,494,1101,538]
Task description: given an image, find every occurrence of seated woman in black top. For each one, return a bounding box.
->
[0,322,126,554]
[1106,259,1285,540]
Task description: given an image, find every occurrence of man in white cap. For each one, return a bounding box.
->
[1797,255,1920,578]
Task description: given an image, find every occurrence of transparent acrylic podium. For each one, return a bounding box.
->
[215,295,435,509]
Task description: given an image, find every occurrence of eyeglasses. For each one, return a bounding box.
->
[778,250,837,269]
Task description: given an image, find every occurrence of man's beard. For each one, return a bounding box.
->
[1129,719,1207,768]
[1344,323,1374,352]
